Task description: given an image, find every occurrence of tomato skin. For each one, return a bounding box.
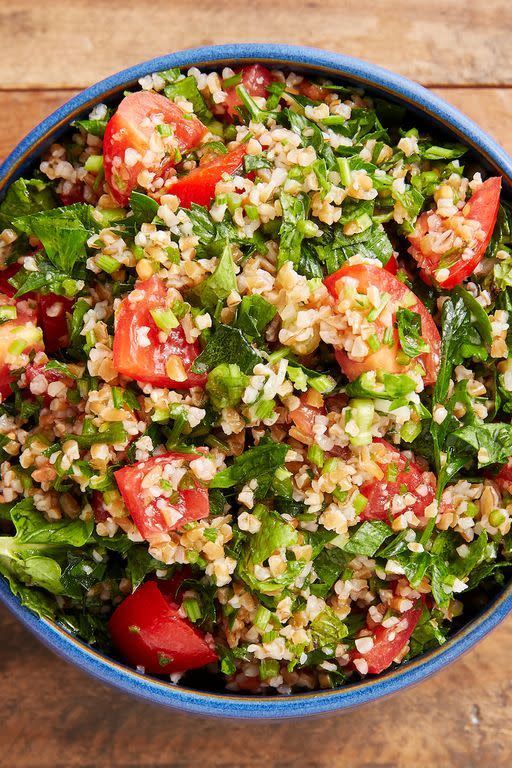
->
[103,92,207,206]
[359,439,436,523]
[108,580,217,674]
[384,254,398,275]
[289,392,325,439]
[324,262,441,386]
[37,293,73,353]
[224,64,273,119]
[408,177,501,288]
[170,145,248,209]
[351,604,422,675]
[114,452,210,540]
[113,276,205,389]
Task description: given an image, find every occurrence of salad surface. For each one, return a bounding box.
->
[1,64,511,693]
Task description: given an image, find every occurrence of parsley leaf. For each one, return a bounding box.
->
[191,324,260,375]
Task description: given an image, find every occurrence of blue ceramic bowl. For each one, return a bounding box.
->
[1,44,511,720]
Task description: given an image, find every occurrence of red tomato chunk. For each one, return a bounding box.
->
[324,262,441,386]
[114,452,210,540]
[112,275,206,389]
[408,177,501,288]
[103,91,207,206]
[170,144,248,209]
[224,64,273,119]
[351,604,422,675]
[109,580,217,674]
[359,440,436,523]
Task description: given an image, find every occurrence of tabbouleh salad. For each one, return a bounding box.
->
[1,63,512,694]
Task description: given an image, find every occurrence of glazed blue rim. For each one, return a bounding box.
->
[1,43,512,719]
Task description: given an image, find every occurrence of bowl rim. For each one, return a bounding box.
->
[1,42,512,719]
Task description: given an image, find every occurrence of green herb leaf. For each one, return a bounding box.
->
[191,324,260,375]
[235,294,277,339]
[164,76,212,123]
[211,442,288,489]
[343,520,392,556]
[13,203,95,273]
[0,177,56,231]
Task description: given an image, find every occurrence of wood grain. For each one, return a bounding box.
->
[0,88,511,166]
[2,0,512,89]
[1,604,511,768]
[1,4,512,763]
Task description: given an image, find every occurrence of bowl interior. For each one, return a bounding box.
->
[1,43,511,719]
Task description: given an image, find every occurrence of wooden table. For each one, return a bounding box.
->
[1,2,512,764]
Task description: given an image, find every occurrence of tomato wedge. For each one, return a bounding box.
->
[109,580,217,674]
[359,439,436,523]
[351,604,422,674]
[103,91,207,206]
[114,452,210,540]
[224,64,273,119]
[113,275,205,389]
[324,262,441,385]
[408,177,501,288]
[170,144,248,209]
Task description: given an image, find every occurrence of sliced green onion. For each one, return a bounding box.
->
[8,338,27,356]
[400,420,421,442]
[333,488,349,504]
[254,605,272,631]
[267,347,290,365]
[96,254,120,274]
[150,307,179,333]
[223,72,243,88]
[0,305,17,323]
[308,444,325,468]
[353,492,368,515]
[348,398,374,446]
[367,333,381,352]
[171,300,192,320]
[244,204,259,220]
[84,154,104,173]
[203,527,218,542]
[337,157,352,186]
[156,123,174,137]
[465,501,479,518]
[259,659,280,680]
[297,219,318,237]
[183,598,202,623]
[322,457,339,475]
[367,292,391,322]
[386,463,399,482]
[309,374,336,394]
[383,327,394,346]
